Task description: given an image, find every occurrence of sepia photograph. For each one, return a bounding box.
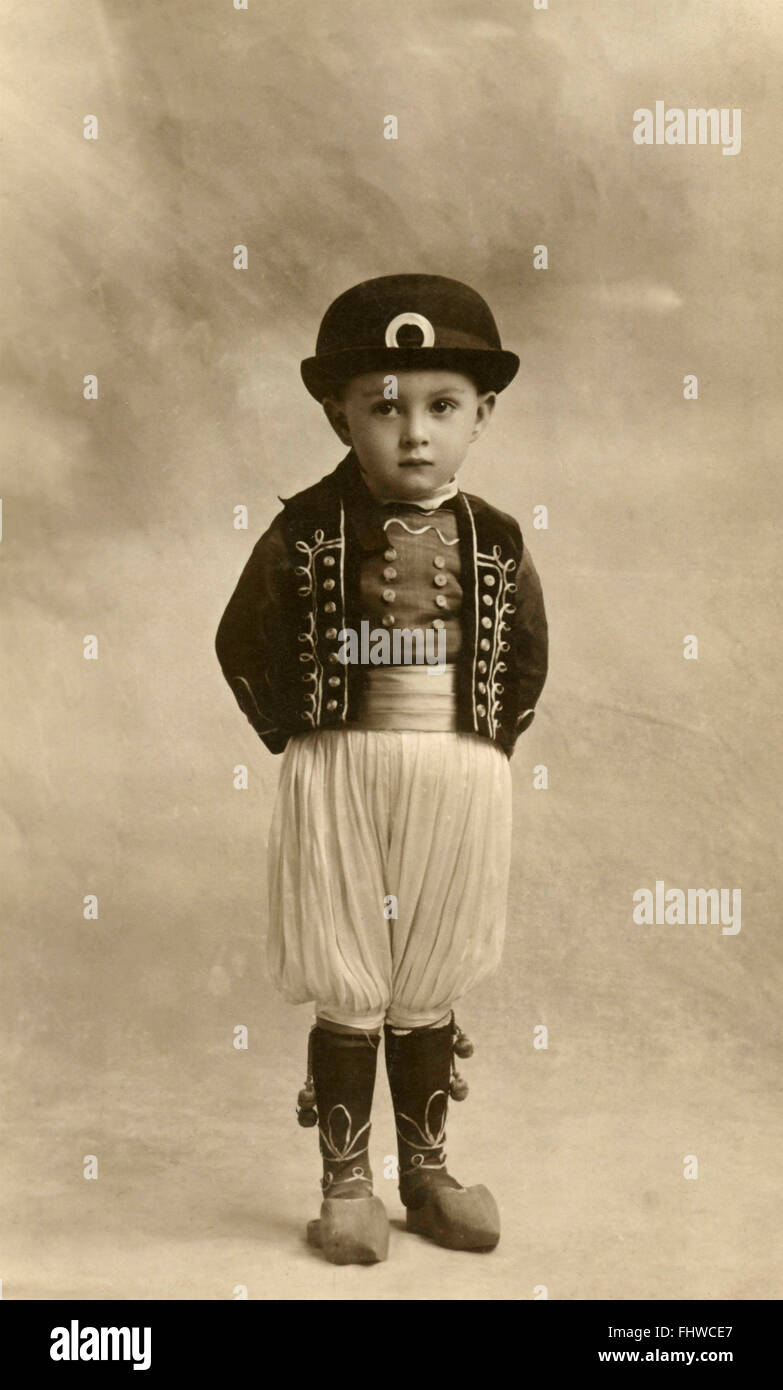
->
[2,0,781,1340]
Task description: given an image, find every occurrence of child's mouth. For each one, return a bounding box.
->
[399,458,432,466]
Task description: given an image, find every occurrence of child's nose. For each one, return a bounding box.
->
[400,411,429,447]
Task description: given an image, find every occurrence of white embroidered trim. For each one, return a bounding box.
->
[382,517,460,546]
[463,497,480,731]
[294,519,343,726]
[320,1104,371,1174]
[337,501,347,719]
[477,543,517,740]
[396,1089,448,1175]
[323,1166,368,1190]
[232,677,280,735]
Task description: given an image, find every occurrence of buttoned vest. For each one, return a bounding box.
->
[272,453,535,756]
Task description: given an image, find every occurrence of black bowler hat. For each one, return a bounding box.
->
[300,274,519,401]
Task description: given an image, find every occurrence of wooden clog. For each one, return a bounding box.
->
[405,1184,500,1251]
[307,1196,389,1264]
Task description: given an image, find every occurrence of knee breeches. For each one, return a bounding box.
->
[267,729,512,1030]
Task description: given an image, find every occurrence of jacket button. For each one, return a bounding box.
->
[324,601,336,613]
[482,594,493,606]
[383,566,397,580]
[384,548,397,561]
[433,555,446,568]
[432,618,445,629]
[382,588,396,602]
[477,704,487,717]
[433,573,447,588]
[328,652,340,664]
[477,660,487,673]
[478,681,487,694]
[481,616,492,628]
[382,614,395,627]
[483,573,496,586]
[479,637,490,651]
[323,555,336,567]
[435,595,448,609]
[328,676,341,687]
[325,627,338,640]
[323,578,335,590]
[326,700,338,711]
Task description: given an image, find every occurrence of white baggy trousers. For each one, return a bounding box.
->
[267,727,513,1030]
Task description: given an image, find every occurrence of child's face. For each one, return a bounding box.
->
[323,370,496,501]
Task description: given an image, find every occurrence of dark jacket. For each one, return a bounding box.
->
[215,451,548,758]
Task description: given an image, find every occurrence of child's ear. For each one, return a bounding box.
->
[470,391,496,442]
[322,395,352,446]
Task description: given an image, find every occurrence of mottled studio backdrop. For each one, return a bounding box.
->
[3,0,782,1299]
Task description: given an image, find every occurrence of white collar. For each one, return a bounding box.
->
[377,477,459,509]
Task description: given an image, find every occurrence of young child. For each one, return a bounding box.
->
[215,274,548,1264]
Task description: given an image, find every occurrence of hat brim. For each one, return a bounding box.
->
[300,347,519,401]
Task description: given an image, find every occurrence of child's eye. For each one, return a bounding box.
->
[372,401,397,415]
[430,399,456,414]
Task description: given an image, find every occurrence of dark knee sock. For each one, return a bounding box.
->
[309,1026,381,1200]
[383,1019,463,1208]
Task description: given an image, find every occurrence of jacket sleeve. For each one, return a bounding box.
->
[508,541,548,743]
[215,513,294,754]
